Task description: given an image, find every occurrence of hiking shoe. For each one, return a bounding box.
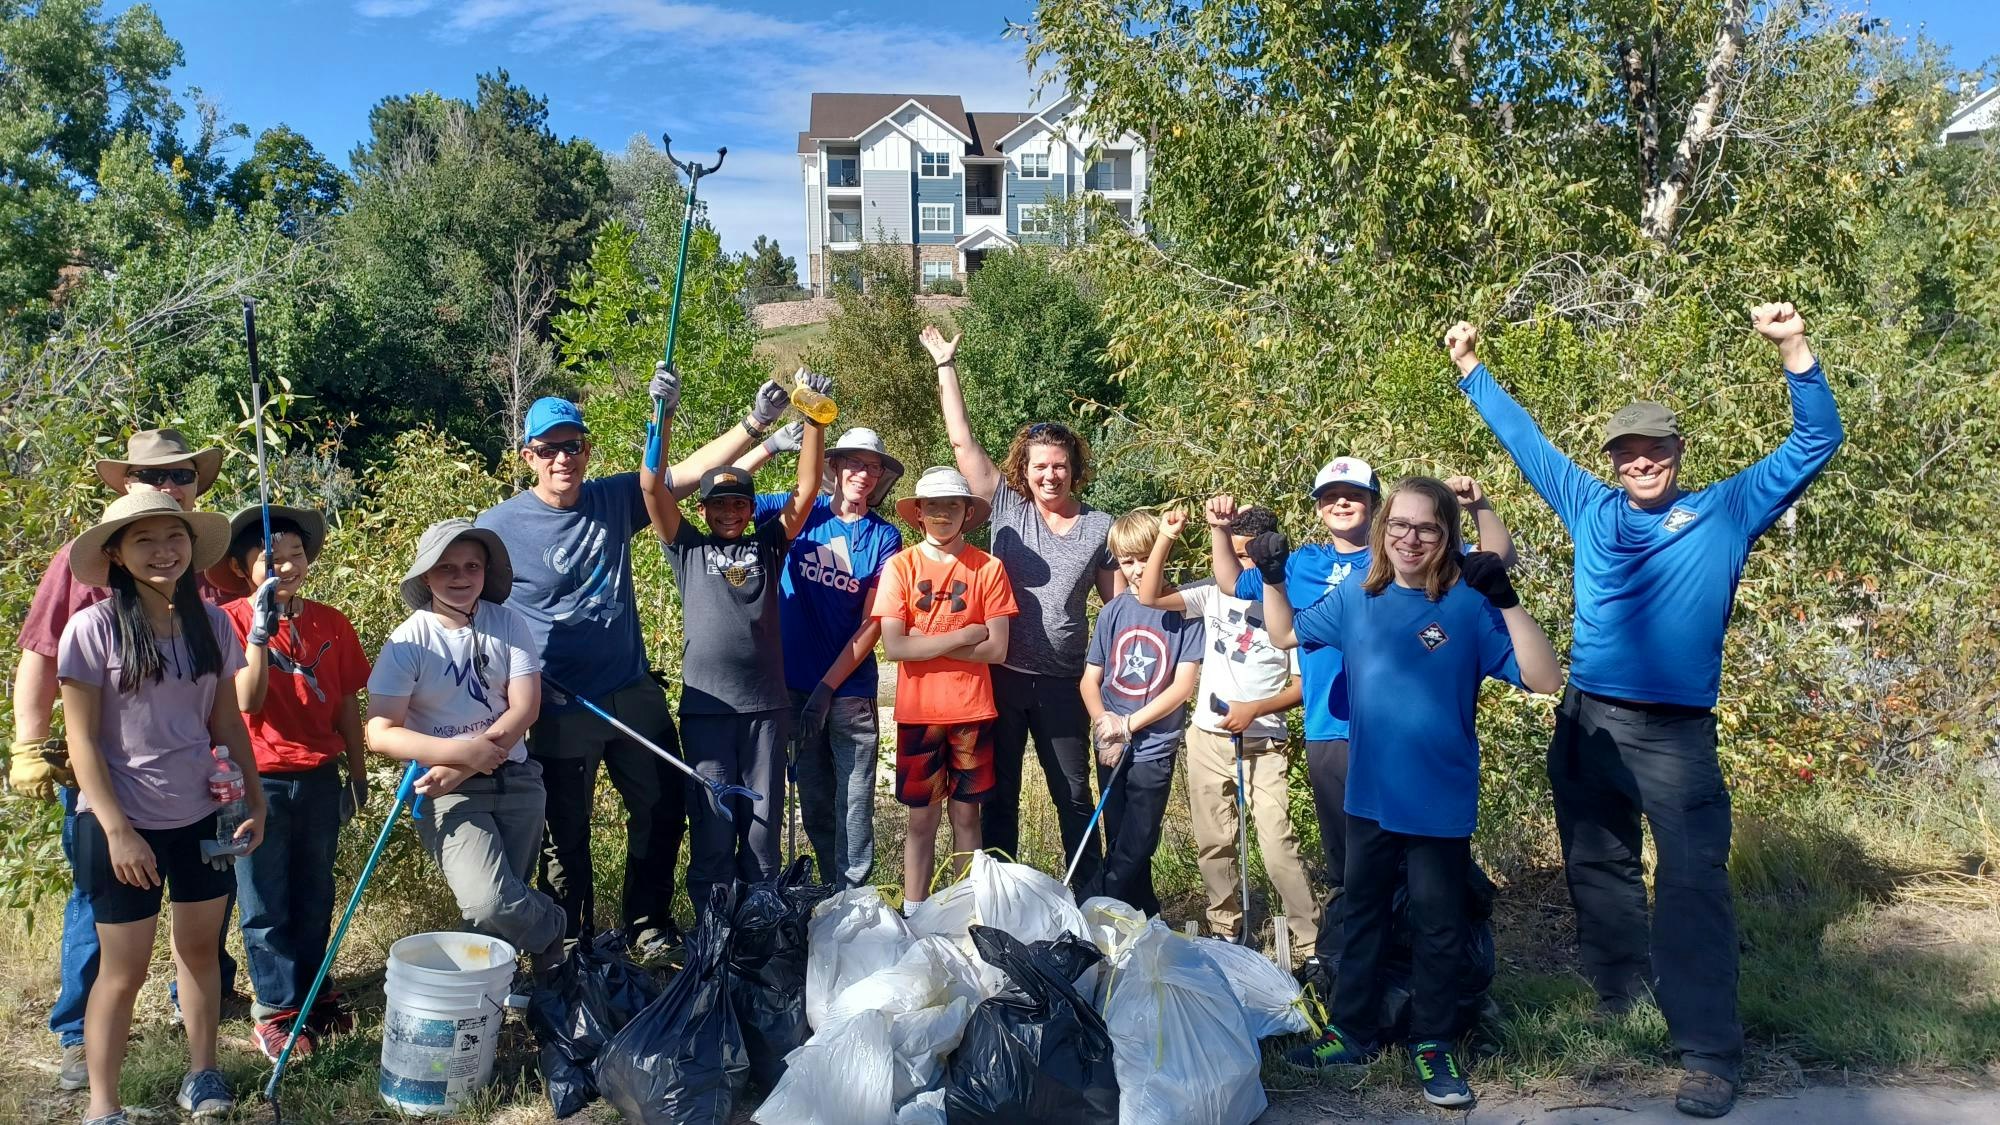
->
[252,1015,315,1061]
[58,1043,87,1090]
[1285,1023,1374,1070]
[1410,1040,1474,1107]
[1675,1070,1737,1118]
[307,992,355,1036]
[176,1069,234,1119]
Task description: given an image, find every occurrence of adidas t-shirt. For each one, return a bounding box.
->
[367,604,541,764]
[754,493,903,697]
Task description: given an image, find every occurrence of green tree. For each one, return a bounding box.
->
[803,239,949,473]
[222,124,348,233]
[743,234,802,302]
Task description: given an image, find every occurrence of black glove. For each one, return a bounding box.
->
[1459,550,1519,609]
[799,682,833,740]
[1246,532,1290,584]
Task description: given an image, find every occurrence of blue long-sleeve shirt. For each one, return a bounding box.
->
[1458,361,1843,708]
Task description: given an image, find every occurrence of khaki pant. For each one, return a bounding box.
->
[1186,726,1320,950]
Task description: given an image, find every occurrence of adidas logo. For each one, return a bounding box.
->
[797,540,861,593]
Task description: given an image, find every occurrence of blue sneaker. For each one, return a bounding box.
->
[1284,1022,1375,1070]
[1410,1040,1474,1107]
[176,1069,234,1120]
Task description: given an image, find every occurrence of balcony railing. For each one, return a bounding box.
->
[826,158,859,188]
[967,195,1002,216]
[828,217,861,242]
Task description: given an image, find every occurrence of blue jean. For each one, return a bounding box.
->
[790,690,879,889]
[236,763,340,1018]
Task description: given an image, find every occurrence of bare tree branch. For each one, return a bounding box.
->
[1642,0,1752,243]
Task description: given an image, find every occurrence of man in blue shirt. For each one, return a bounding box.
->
[1446,303,1843,1118]
[735,424,906,888]
[477,367,791,956]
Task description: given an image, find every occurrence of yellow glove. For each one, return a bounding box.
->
[7,738,73,802]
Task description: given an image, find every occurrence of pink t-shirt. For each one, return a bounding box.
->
[56,601,246,830]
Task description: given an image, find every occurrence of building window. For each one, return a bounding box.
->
[922,261,953,287]
[919,203,954,235]
[827,156,858,187]
[1018,204,1051,235]
[1019,151,1049,179]
[920,150,950,177]
[829,211,861,242]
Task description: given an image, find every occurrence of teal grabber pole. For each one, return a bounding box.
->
[654,133,728,434]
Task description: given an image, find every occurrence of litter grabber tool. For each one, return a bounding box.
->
[652,133,727,436]
[1064,743,1132,888]
[241,298,275,561]
[542,674,761,821]
[1211,694,1255,946]
[784,732,799,867]
[264,758,425,1123]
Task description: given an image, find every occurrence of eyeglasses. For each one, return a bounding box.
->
[527,439,587,459]
[1384,518,1445,544]
[130,467,199,486]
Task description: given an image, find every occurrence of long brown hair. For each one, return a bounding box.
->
[106,523,223,692]
[1361,476,1464,601]
[1000,421,1092,500]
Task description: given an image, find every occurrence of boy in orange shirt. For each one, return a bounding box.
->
[872,468,1019,910]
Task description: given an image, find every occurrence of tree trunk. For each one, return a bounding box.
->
[1641,0,1750,245]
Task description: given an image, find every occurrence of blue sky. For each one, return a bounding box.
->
[113,1,1997,261]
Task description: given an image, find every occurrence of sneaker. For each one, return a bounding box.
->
[175,1068,234,1120]
[252,1015,315,1062]
[307,992,355,1036]
[58,1043,87,1091]
[82,1112,128,1125]
[1674,1070,1737,1118]
[1410,1040,1474,1107]
[1284,1023,1374,1070]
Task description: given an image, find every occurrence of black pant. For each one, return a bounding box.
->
[1303,738,1350,962]
[1549,687,1742,1082]
[985,667,1100,887]
[531,678,686,944]
[1332,815,1470,1045]
[1085,753,1174,916]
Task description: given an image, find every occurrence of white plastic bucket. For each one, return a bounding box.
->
[378,932,521,1115]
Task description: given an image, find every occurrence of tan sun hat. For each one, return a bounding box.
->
[68,491,231,588]
[399,518,514,612]
[95,428,224,494]
[895,466,991,532]
[203,505,330,597]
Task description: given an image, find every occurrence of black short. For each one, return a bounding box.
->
[75,810,236,924]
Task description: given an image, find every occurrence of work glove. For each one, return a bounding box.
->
[799,682,834,741]
[797,368,833,396]
[1246,531,1291,585]
[762,421,805,456]
[1092,713,1130,768]
[8,738,73,801]
[748,380,790,431]
[649,361,681,418]
[339,769,367,826]
[1459,550,1519,609]
[245,577,282,647]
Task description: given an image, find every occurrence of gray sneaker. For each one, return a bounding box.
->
[58,1043,87,1090]
[175,1068,234,1120]
[81,1112,128,1125]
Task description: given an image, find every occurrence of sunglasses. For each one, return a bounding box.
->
[1023,422,1074,440]
[130,467,199,486]
[527,439,587,459]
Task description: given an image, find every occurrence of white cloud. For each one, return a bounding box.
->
[353,0,438,16]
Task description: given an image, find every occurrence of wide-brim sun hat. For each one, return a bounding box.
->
[823,427,905,508]
[203,504,331,597]
[895,466,991,532]
[95,428,225,495]
[69,491,231,588]
[399,518,514,612]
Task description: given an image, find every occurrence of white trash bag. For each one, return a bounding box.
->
[806,886,913,1031]
[1101,919,1267,1125]
[751,1008,895,1125]
[1196,936,1312,1037]
[1080,895,1149,963]
[913,852,1087,996]
[894,1088,948,1125]
[826,939,979,1103]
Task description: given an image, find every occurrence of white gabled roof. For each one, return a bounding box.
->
[954,227,1019,251]
[991,94,1078,150]
[1941,85,2000,143]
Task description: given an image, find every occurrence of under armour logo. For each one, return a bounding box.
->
[916,578,967,612]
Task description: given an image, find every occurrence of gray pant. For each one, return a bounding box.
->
[415,759,565,959]
[681,708,788,918]
[790,689,879,889]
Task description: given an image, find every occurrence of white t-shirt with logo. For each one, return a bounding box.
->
[368,604,542,763]
[1179,580,1299,741]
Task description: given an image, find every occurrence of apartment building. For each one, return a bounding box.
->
[798,91,1146,295]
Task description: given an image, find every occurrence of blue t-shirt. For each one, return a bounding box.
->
[1293,578,1524,838]
[753,493,904,697]
[1086,593,1205,762]
[1234,543,1369,741]
[1459,362,1843,708]
[476,473,649,710]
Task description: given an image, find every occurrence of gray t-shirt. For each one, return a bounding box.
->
[987,484,1114,677]
[663,519,791,715]
[368,605,542,763]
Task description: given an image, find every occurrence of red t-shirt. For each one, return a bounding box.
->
[221,597,371,774]
[18,539,232,658]
[871,544,1019,725]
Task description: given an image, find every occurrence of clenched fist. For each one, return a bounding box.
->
[1444,321,1480,376]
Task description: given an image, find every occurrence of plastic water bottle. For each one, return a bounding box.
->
[203,747,249,862]
[787,372,838,425]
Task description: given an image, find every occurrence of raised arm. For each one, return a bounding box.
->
[640,404,684,542]
[652,363,793,498]
[1205,494,1250,596]
[1723,302,1845,536]
[1460,551,1564,694]
[921,326,1000,499]
[1445,477,1519,568]
[730,421,803,475]
[780,417,826,538]
[1247,533,1299,649]
[1134,508,1190,612]
[232,578,283,712]
[1446,321,1607,524]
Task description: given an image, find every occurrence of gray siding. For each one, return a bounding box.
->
[861,168,912,243]
[915,171,961,244]
[805,173,821,255]
[1007,172,1064,236]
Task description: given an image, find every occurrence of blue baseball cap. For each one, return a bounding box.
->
[522,397,589,444]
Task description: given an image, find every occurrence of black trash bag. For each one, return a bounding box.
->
[942,925,1118,1124]
[1374,860,1499,1040]
[728,856,835,1092]
[597,885,750,1125]
[1027,931,1103,990]
[526,931,663,1118]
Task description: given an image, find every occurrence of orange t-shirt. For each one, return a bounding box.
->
[871,543,1019,724]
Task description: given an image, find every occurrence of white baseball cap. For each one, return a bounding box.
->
[1310,456,1379,499]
